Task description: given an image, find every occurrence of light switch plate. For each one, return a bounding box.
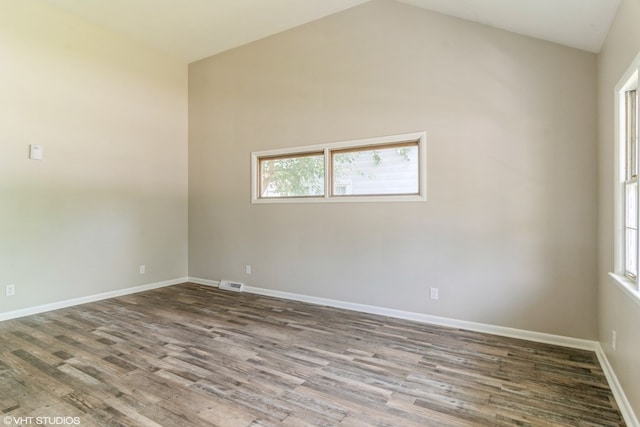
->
[29,144,43,160]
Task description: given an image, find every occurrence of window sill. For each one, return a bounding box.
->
[608,272,640,309]
[252,194,427,204]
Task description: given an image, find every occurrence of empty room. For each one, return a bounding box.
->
[1,0,639,425]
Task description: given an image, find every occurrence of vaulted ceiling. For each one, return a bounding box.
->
[40,0,622,63]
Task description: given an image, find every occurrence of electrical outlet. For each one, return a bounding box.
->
[139,265,146,274]
[430,287,439,300]
[612,330,617,351]
[6,284,15,297]
[245,265,252,275]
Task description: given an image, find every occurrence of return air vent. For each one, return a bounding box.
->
[219,280,244,292]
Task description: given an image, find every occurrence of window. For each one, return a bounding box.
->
[624,89,638,279]
[259,152,324,198]
[331,142,419,197]
[616,65,639,287]
[251,132,426,203]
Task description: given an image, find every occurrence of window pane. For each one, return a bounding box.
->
[625,179,638,278]
[626,90,638,179]
[626,181,638,229]
[332,144,419,196]
[259,153,324,198]
[626,228,638,278]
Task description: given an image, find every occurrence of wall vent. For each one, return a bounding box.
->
[218,280,244,292]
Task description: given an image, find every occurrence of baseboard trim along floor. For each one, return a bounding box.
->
[0,277,188,323]
[596,343,640,427]
[188,277,596,350]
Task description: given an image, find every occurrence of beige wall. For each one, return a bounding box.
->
[189,0,598,339]
[0,0,188,313]
[597,0,640,417]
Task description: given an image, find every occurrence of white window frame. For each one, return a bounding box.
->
[612,51,640,299]
[251,131,427,204]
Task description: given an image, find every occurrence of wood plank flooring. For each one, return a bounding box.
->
[0,283,625,426]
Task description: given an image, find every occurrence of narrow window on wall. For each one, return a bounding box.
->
[251,132,426,203]
[622,87,639,281]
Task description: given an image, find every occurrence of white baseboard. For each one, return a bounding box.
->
[596,344,640,427]
[188,277,596,350]
[189,277,220,288]
[0,277,188,322]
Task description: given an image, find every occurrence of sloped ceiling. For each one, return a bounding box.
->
[39,0,621,63]
[399,0,621,53]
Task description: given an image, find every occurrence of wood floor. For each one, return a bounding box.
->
[0,283,624,427]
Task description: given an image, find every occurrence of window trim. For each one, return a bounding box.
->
[614,52,640,293]
[251,131,427,204]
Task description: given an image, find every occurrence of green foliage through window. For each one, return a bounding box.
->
[260,154,324,197]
